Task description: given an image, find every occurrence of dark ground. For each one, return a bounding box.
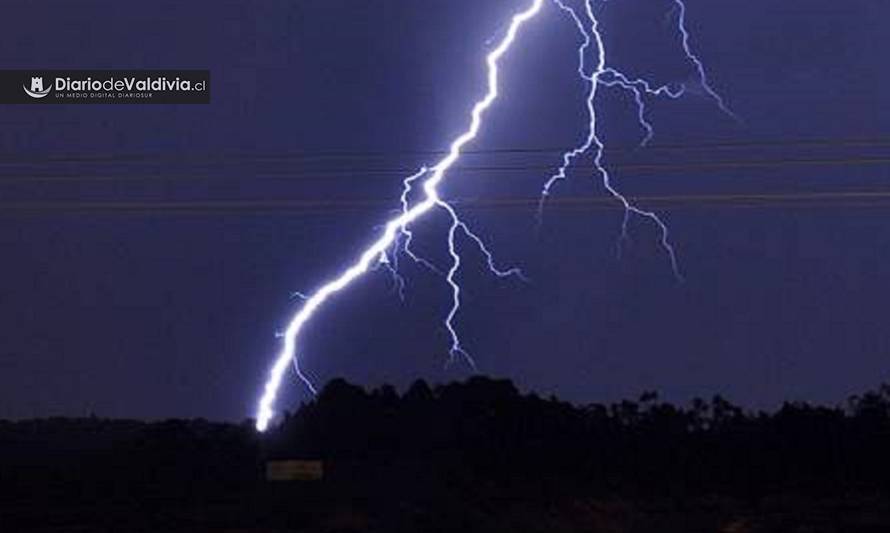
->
[3,376,890,532]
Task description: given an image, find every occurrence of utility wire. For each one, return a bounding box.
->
[0,155,888,184]
[5,190,890,215]
[0,136,888,165]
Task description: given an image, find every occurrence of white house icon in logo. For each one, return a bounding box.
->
[23,77,51,99]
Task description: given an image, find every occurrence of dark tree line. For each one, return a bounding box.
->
[268,377,890,498]
[3,378,890,532]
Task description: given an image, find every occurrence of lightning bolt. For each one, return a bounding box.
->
[673,0,738,121]
[539,0,735,278]
[598,68,684,148]
[597,0,737,148]
[539,0,681,279]
[255,0,543,432]
[256,0,735,431]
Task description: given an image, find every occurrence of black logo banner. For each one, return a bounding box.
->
[0,70,210,104]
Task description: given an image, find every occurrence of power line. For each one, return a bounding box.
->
[4,190,890,215]
[0,136,888,165]
[0,155,888,184]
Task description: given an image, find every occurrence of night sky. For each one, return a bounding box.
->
[1,0,888,422]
